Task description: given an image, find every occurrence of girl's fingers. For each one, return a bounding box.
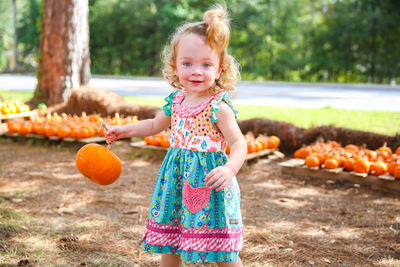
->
[209,177,224,190]
[216,181,228,191]
[205,170,217,183]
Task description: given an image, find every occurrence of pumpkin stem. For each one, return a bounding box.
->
[99,120,113,150]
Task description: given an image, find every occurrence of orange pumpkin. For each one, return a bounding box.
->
[57,124,71,139]
[247,141,257,154]
[19,121,33,135]
[225,144,230,154]
[254,140,263,152]
[267,136,280,149]
[369,161,388,176]
[396,147,400,155]
[388,161,399,176]
[343,157,355,172]
[354,157,370,173]
[160,138,171,148]
[76,143,122,185]
[294,147,310,159]
[394,165,400,179]
[323,158,339,169]
[378,143,392,156]
[7,119,22,133]
[305,155,320,168]
[144,136,153,145]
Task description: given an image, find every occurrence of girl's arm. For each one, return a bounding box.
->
[205,102,247,191]
[105,110,171,143]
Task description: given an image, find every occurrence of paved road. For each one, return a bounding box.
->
[1,74,399,112]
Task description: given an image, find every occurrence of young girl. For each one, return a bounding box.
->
[105,5,246,266]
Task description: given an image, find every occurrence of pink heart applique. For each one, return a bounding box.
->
[183,181,211,214]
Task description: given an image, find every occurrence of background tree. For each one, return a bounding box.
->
[31,0,90,107]
[3,0,400,85]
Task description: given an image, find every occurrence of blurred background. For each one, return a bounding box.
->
[1,0,399,85]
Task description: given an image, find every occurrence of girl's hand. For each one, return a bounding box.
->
[104,125,124,144]
[204,166,235,191]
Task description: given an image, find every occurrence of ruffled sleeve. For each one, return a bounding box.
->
[162,91,179,116]
[210,91,238,123]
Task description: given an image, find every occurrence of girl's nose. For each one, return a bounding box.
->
[192,67,202,75]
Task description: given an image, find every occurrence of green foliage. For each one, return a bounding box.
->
[17,0,42,59]
[1,0,399,83]
[0,1,13,70]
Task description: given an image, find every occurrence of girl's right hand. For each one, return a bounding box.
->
[104,125,124,144]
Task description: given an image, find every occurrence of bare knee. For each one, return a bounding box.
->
[160,254,181,267]
[216,257,243,267]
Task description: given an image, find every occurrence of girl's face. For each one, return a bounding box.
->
[175,34,221,95]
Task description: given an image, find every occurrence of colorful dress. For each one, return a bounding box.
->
[142,90,244,263]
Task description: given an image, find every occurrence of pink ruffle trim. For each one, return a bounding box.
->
[142,219,243,252]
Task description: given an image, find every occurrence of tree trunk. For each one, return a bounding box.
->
[32,0,90,107]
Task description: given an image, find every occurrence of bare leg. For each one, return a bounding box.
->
[160,254,182,267]
[216,257,243,267]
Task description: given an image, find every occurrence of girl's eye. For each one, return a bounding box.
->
[203,63,211,68]
[183,62,191,67]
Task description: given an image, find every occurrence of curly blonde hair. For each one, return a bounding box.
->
[162,4,240,95]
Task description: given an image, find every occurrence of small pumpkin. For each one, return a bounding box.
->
[267,136,280,149]
[354,157,370,173]
[394,165,400,179]
[160,137,171,148]
[343,157,355,172]
[388,161,399,176]
[76,143,122,185]
[323,158,339,169]
[369,161,388,176]
[294,147,310,159]
[305,154,320,168]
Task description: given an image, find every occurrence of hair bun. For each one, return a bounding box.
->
[203,4,230,52]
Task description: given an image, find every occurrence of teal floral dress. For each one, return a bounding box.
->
[142,90,243,263]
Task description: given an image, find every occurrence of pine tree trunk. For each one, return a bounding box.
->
[32,0,90,107]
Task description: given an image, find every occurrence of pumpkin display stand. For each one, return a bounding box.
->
[279,158,400,193]
[2,131,107,144]
[0,110,38,121]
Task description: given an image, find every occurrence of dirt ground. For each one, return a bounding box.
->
[1,137,400,267]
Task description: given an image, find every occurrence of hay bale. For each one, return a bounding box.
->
[47,86,161,119]
[302,126,400,151]
[238,118,400,154]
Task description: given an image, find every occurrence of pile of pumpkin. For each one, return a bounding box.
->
[144,131,171,148]
[143,132,280,154]
[294,140,400,178]
[6,113,139,139]
[0,100,31,115]
[243,133,280,154]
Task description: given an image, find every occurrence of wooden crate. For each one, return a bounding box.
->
[1,131,106,144]
[130,140,284,161]
[0,110,38,121]
[279,158,400,192]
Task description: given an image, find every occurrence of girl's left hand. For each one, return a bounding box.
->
[205,166,235,191]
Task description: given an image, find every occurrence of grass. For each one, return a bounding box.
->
[0,90,33,102]
[1,90,399,135]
